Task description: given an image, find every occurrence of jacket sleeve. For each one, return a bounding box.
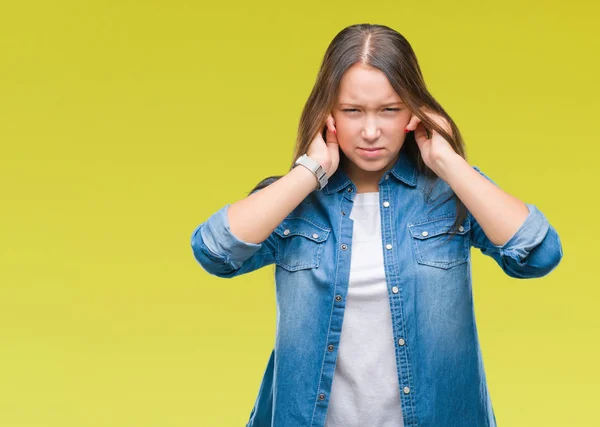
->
[190,202,278,278]
[468,166,563,279]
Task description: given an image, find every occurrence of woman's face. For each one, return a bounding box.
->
[332,63,413,181]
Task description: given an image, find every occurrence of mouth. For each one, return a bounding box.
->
[357,147,384,158]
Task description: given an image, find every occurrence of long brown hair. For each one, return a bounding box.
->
[248,23,468,233]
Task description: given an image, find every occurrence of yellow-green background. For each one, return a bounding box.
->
[1,1,598,426]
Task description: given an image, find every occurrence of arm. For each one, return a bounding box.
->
[190,165,320,278]
[436,155,563,278]
[191,114,339,278]
[436,154,528,246]
[404,109,563,279]
[228,164,320,245]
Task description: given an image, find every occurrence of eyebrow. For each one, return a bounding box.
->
[338,101,405,107]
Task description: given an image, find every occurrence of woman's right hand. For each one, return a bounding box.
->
[307,113,340,178]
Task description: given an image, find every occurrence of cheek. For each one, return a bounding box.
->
[334,117,362,140]
[390,113,411,130]
[333,116,351,131]
[337,138,353,152]
[333,127,354,153]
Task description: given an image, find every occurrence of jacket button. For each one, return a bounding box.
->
[421,231,429,237]
[328,344,334,352]
[341,244,348,250]
[385,244,392,250]
[283,229,290,236]
[318,393,325,400]
[458,225,465,232]
[392,286,399,294]
[398,338,405,346]
[383,201,390,208]
[384,174,389,180]
[335,295,342,302]
[347,188,353,192]
[312,233,319,239]
[403,386,410,394]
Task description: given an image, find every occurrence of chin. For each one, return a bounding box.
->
[355,160,388,171]
[341,146,400,173]
[352,153,396,171]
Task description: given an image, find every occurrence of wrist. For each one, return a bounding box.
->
[292,161,320,191]
[306,155,331,177]
[434,152,467,183]
[294,154,329,191]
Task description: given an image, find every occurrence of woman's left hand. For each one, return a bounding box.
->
[404,108,458,176]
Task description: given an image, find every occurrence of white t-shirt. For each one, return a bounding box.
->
[324,191,404,427]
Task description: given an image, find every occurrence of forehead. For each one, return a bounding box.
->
[337,63,401,104]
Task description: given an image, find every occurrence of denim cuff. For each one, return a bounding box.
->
[198,204,263,270]
[495,203,550,266]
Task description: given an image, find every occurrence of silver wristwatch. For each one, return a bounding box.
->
[293,154,328,191]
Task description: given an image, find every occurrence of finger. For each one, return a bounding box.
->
[325,127,337,144]
[325,115,338,143]
[420,108,450,134]
[326,141,339,159]
[413,121,429,143]
[326,114,337,135]
[405,114,421,132]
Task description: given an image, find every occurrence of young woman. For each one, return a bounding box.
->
[191,23,563,427]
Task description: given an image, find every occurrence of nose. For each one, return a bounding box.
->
[361,116,381,141]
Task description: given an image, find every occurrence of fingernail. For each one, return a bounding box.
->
[404,127,409,133]
[333,129,337,135]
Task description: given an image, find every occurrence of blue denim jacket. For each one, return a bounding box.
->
[190,150,563,427]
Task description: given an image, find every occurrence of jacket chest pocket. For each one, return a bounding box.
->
[407,215,471,269]
[274,217,331,272]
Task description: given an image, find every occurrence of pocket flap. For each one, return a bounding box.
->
[274,217,330,243]
[408,215,471,240]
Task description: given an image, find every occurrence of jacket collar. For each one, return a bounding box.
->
[323,144,418,194]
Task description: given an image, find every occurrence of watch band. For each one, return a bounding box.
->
[293,154,328,191]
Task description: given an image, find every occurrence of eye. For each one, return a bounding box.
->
[341,108,401,113]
